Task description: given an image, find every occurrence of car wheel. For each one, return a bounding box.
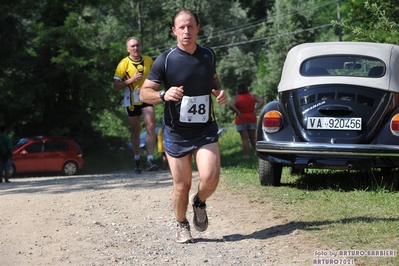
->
[258,158,282,186]
[62,161,78,175]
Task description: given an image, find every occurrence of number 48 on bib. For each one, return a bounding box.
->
[179,95,210,123]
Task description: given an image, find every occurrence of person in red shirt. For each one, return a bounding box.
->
[229,83,264,158]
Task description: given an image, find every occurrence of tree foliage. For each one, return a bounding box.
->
[1,0,388,151]
[332,0,399,44]
[252,0,318,102]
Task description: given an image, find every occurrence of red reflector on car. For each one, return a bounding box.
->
[263,111,282,133]
[391,114,399,135]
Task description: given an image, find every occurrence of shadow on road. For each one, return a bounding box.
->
[0,170,174,196]
[218,216,399,242]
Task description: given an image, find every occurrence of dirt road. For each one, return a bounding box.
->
[0,170,320,265]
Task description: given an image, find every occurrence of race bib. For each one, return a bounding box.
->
[179,95,209,123]
[133,89,141,103]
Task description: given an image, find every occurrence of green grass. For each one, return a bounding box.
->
[217,129,399,266]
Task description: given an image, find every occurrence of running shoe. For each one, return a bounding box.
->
[190,193,208,232]
[146,160,158,171]
[134,159,142,174]
[176,221,194,243]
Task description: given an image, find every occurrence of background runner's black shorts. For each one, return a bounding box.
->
[125,103,153,117]
[163,123,219,158]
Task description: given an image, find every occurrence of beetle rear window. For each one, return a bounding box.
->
[301,55,385,77]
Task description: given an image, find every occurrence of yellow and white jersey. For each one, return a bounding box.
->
[113,55,153,107]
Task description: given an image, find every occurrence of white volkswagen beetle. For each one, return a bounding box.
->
[256,42,399,186]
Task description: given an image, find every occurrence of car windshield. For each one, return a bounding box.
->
[301,55,385,77]
[14,138,30,150]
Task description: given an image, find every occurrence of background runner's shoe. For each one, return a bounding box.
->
[190,194,208,232]
[146,160,158,171]
[134,159,142,174]
[176,221,194,243]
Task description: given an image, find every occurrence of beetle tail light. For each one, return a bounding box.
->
[390,114,399,136]
[262,111,283,133]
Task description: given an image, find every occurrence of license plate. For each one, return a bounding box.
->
[307,117,362,130]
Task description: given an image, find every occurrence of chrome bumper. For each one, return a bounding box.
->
[256,141,399,157]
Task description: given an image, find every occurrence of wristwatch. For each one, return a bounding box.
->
[159,90,166,101]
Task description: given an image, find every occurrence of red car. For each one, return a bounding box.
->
[10,136,84,177]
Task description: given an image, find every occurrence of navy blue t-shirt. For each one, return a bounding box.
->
[147,45,218,129]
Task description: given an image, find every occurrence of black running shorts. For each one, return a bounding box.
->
[163,123,219,158]
[125,103,153,117]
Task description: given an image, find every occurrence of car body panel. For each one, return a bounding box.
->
[139,126,162,150]
[256,42,399,185]
[126,126,163,151]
